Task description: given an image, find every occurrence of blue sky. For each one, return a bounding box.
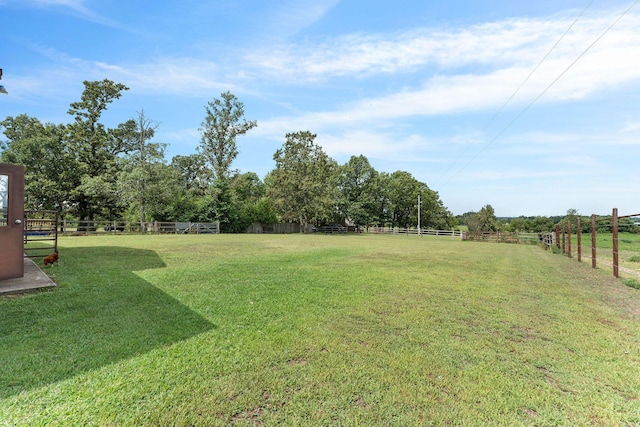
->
[1,0,639,217]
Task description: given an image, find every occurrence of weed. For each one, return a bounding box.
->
[623,278,640,289]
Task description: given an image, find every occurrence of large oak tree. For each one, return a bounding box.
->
[267,131,338,230]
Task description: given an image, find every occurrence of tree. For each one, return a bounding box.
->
[267,131,338,229]
[336,155,378,229]
[417,186,455,230]
[380,170,454,229]
[117,111,180,224]
[231,172,279,228]
[468,204,498,234]
[530,216,554,233]
[198,92,257,180]
[171,154,211,196]
[0,115,76,213]
[370,172,391,226]
[66,79,131,222]
[387,171,421,228]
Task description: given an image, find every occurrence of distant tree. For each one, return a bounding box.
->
[418,187,456,230]
[370,172,391,226]
[231,171,265,202]
[336,155,379,229]
[506,217,529,232]
[530,216,554,233]
[228,172,278,228]
[386,171,421,228]
[377,170,454,229]
[468,204,498,234]
[198,91,257,180]
[170,154,212,197]
[267,131,338,229]
[456,211,476,227]
[117,111,180,224]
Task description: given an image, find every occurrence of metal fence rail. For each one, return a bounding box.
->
[45,220,221,235]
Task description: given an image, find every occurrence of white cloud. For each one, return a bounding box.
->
[5,0,117,26]
[258,0,341,41]
[246,10,640,82]
[20,44,238,99]
[249,9,640,142]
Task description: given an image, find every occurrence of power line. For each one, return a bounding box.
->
[434,1,594,185]
[439,0,638,186]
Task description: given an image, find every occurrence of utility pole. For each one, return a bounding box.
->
[0,68,8,94]
[417,194,421,236]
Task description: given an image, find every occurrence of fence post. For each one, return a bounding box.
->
[555,224,560,250]
[577,217,581,262]
[591,214,597,269]
[561,223,566,255]
[613,208,619,278]
[567,221,572,258]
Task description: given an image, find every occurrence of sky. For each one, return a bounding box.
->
[1,0,640,217]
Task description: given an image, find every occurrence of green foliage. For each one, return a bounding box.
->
[468,204,498,234]
[1,80,133,221]
[630,255,640,263]
[0,115,75,212]
[267,131,338,227]
[506,216,554,233]
[66,79,132,221]
[170,153,212,196]
[198,91,257,180]
[623,278,640,289]
[2,83,465,231]
[336,155,378,228]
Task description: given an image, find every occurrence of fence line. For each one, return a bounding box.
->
[556,208,640,278]
[465,231,544,244]
[23,210,59,258]
[368,227,464,239]
[45,219,221,235]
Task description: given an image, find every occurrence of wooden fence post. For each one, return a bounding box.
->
[613,208,619,278]
[577,217,581,262]
[555,224,560,250]
[591,214,597,269]
[567,221,572,258]
[562,223,566,255]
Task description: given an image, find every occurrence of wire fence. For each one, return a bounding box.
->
[554,208,640,279]
[24,217,220,236]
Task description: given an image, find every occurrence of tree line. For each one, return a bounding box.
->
[1,79,456,233]
[458,206,639,235]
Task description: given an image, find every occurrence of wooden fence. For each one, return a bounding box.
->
[465,231,544,244]
[368,227,464,239]
[555,208,640,278]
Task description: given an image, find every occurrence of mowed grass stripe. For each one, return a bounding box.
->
[1,234,639,426]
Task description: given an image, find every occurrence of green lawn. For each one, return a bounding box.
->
[561,232,640,280]
[2,234,640,426]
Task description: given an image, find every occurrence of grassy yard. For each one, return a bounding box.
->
[2,234,640,426]
[561,232,640,280]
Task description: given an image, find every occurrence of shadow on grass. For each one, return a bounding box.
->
[0,246,214,399]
